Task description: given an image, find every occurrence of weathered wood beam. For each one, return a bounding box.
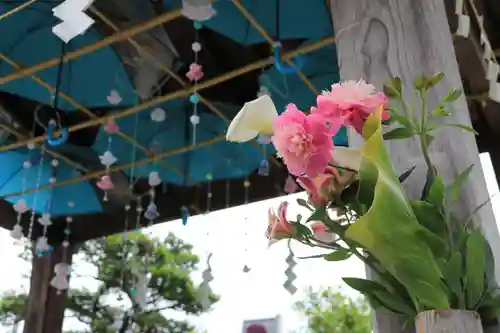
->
[23,244,77,333]
[329,1,500,332]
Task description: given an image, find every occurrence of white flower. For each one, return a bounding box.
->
[331,146,362,172]
[226,95,278,142]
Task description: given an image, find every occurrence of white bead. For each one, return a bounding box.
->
[51,159,59,167]
[23,161,31,168]
[62,240,70,247]
[67,201,74,207]
[49,177,56,183]
[27,142,35,150]
[192,42,202,53]
[190,114,200,125]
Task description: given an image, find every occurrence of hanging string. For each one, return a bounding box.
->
[187,21,204,145]
[10,113,39,240]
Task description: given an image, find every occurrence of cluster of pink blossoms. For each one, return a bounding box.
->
[271,80,389,179]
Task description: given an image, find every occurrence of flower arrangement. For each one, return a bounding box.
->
[226,74,500,327]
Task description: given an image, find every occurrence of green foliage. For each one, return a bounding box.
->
[288,73,500,323]
[0,232,217,333]
[294,287,371,333]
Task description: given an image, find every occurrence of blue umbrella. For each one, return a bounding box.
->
[259,42,348,146]
[0,2,138,111]
[92,100,266,185]
[163,0,333,45]
[0,149,103,216]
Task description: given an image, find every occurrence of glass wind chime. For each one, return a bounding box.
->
[181,0,217,310]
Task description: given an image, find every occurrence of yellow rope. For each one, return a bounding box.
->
[0,37,334,152]
[4,135,225,198]
[232,0,320,95]
[0,123,87,172]
[0,9,182,84]
[0,54,183,176]
[0,0,38,21]
[89,7,281,167]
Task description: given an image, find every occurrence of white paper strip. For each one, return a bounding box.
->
[484,42,493,60]
[456,14,470,38]
[489,81,500,103]
[455,0,464,14]
[487,60,500,81]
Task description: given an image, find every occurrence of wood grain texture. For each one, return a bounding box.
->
[329,0,500,332]
[415,310,483,333]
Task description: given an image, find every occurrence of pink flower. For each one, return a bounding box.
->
[272,104,339,177]
[297,166,340,205]
[266,202,295,246]
[310,221,336,243]
[312,80,389,134]
[186,63,204,82]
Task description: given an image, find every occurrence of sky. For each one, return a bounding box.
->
[0,153,499,333]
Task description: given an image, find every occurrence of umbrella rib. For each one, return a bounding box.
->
[89,7,282,168]
[0,54,184,177]
[0,0,38,21]
[3,135,226,198]
[0,6,188,84]
[0,38,335,152]
[0,123,88,172]
[231,0,320,95]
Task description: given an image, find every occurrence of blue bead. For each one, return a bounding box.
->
[189,94,199,104]
[258,159,270,176]
[193,21,202,30]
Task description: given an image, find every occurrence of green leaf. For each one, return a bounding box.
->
[383,77,403,99]
[413,75,427,92]
[386,110,414,130]
[431,105,450,117]
[410,201,446,238]
[399,166,416,183]
[446,164,474,205]
[444,124,478,135]
[444,88,462,102]
[427,176,445,209]
[325,249,351,261]
[465,231,486,308]
[346,110,450,309]
[306,206,327,223]
[297,198,313,211]
[426,72,444,87]
[342,278,415,316]
[438,252,464,306]
[383,127,415,140]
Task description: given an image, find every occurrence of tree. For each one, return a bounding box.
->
[294,287,371,333]
[0,232,217,333]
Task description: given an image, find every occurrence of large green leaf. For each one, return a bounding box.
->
[345,110,450,309]
[465,231,486,308]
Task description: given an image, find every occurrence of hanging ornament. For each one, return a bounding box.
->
[104,118,120,134]
[197,253,214,310]
[13,199,29,214]
[283,251,297,295]
[107,89,123,105]
[186,63,204,82]
[181,206,189,225]
[150,108,166,122]
[144,202,159,221]
[50,262,71,292]
[181,0,216,21]
[205,173,213,213]
[38,213,53,226]
[97,175,115,190]
[187,20,204,145]
[52,0,95,43]
[35,236,53,257]
[99,151,117,166]
[10,225,23,240]
[148,171,162,187]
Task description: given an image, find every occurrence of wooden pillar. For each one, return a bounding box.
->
[23,244,77,333]
[329,0,500,332]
